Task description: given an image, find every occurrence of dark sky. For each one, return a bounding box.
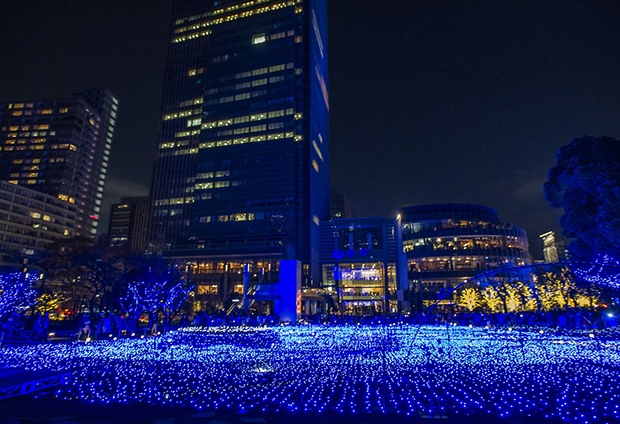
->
[1,0,619,258]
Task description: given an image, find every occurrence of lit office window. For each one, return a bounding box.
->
[252,34,266,44]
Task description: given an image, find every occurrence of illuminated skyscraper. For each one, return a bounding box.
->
[540,231,568,262]
[0,89,117,237]
[149,0,330,289]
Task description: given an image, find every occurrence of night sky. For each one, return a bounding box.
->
[1,0,619,258]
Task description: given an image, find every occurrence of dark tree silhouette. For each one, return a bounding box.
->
[544,136,620,261]
[42,237,133,313]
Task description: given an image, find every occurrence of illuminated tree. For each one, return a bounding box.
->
[121,258,193,317]
[36,293,64,315]
[505,287,521,312]
[544,135,620,262]
[532,267,600,311]
[0,272,39,322]
[457,288,481,311]
[122,279,193,316]
[575,294,596,308]
[481,287,502,312]
[505,281,538,312]
[535,284,557,312]
[521,286,538,311]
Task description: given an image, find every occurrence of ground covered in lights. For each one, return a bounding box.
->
[1,325,619,423]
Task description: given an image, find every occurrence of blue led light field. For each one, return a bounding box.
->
[0,325,618,422]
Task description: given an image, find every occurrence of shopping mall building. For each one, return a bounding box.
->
[397,203,531,312]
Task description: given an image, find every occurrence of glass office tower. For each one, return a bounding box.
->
[150,0,330,288]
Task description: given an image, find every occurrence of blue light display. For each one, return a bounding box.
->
[121,278,193,315]
[0,272,39,319]
[332,250,345,260]
[332,248,370,260]
[573,255,620,289]
[0,324,618,422]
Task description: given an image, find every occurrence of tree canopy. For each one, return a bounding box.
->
[544,136,620,261]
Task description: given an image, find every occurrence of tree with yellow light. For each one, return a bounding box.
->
[481,287,502,312]
[457,287,482,311]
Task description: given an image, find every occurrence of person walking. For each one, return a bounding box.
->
[102,314,112,338]
[41,312,50,342]
[32,313,43,342]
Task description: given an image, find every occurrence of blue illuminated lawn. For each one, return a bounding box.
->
[0,325,618,422]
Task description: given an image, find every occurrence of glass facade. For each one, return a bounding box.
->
[398,204,531,311]
[320,218,408,314]
[186,257,281,313]
[149,0,330,288]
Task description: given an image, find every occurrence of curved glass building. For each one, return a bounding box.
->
[398,203,530,311]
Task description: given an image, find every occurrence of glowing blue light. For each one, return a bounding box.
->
[0,272,38,318]
[573,255,620,288]
[0,325,617,422]
[332,250,345,260]
[121,278,193,315]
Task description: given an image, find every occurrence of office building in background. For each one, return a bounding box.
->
[0,89,118,237]
[0,180,79,267]
[108,196,151,253]
[149,0,330,295]
[540,231,569,262]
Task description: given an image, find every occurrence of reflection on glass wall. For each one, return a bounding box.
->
[322,262,397,313]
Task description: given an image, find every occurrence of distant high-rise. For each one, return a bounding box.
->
[0,89,118,236]
[330,190,354,219]
[540,231,568,262]
[109,196,151,253]
[149,0,330,288]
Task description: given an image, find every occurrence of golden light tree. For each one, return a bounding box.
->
[575,294,598,308]
[505,286,521,312]
[457,287,482,311]
[521,285,538,311]
[36,293,63,315]
[532,268,600,311]
[481,287,502,312]
[533,281,556,311]
[506,281,538,312]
